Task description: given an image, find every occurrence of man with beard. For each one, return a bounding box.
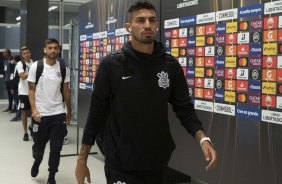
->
[27,38,71,184]
[76,1,217,184]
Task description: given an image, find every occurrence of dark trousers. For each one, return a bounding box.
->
[11,88,21,118]
[105,166,167,184]
[32,113,66,173]
[5,81,15,109]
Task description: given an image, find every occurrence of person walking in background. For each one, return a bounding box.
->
[18,46,33,141]
[2,49,17,113]
[28,38,71,184]
[10,55,22,122]
[75,1,217,184]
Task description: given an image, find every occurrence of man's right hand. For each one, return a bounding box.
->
[32,109,41,122]
[75,159,91,184]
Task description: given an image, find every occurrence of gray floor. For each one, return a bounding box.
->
[0,101,106,184]
[0,101,202,184]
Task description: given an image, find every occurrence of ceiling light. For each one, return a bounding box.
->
[48,6,58,11]
[16,16,21,21]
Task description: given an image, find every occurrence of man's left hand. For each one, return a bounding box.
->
[201,141,217,171]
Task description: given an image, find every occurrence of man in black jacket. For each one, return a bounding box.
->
[2,49,17,113]
[76,1,217,184]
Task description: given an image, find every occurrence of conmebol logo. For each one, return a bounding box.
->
[165,18,179,29]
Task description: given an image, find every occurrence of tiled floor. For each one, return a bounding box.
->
[0,102,106,184]
[0,101,202,184]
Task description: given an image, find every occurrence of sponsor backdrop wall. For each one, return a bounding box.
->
[163,0,282,183]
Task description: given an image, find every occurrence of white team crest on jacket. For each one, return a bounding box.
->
[33,124,39,133]
[157,71,169,89]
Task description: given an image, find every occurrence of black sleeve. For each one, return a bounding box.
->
[82,55,112,145]
[10,63,15,75]
[168,60,204,138]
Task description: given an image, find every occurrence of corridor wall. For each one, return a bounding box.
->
[162,0,282,183]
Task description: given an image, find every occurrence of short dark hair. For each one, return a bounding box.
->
[4,49,11,55]
[44,38,59,47]
[127,1,156,21]
[13,55,21,62]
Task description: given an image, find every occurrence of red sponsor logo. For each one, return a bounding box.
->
[226,33,237,44]
[262,69,277,81]
[264,16,278,29]
[196,26,205,36]
[115,37,120,44]
[195,88,204,98]
[236,81,248,92]
[196,57,205,67]
[179,49,186,56]
[195,78,204,88]
[239,21,249,31]
[182,67,186,75]
[237,93,248,103]
[171,39,179,47]
[225,80,236,91]
[278,69,282,82]
[206,36,214,45]
[262,95,276,108]
[205,69,214,77]
[171,29,179,38]
[204,89,214,100]
[263,30,278,42]
[263,56,277,68]
[196,47,205,56]
[278,29,282,42]
[238,57,248,67]
[226,45,237,56]
[179,38,187,47]
[205,57,215,67]
[206,25,215,35]
[237,45,249,56]
[225,68,237,79]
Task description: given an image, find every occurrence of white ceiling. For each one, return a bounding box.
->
[0,0,92,12]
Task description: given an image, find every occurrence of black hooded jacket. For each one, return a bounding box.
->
[82,41,203,173]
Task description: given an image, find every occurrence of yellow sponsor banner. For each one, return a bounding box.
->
[93,47,96,52]
[226,22,238,33]
[262,82,276,95]
[92,65,97,72]
[103,39,108,46]
[83,53,86,59]
[171,48,179,57]
[195,67,205,77]
[82,71,87,77]
[225,57,237,68]
[263,43,277,55]
[196,36,205,47]
[224,91,236,103]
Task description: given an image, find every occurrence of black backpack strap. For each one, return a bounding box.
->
[95,50,126,155]
[21,60,26,72]
[110,50,125,95]
[59,62,66,102]
[35,60,43,85]
[165,53,177,87]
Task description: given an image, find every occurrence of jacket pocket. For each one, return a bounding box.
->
[114,127,175,172]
